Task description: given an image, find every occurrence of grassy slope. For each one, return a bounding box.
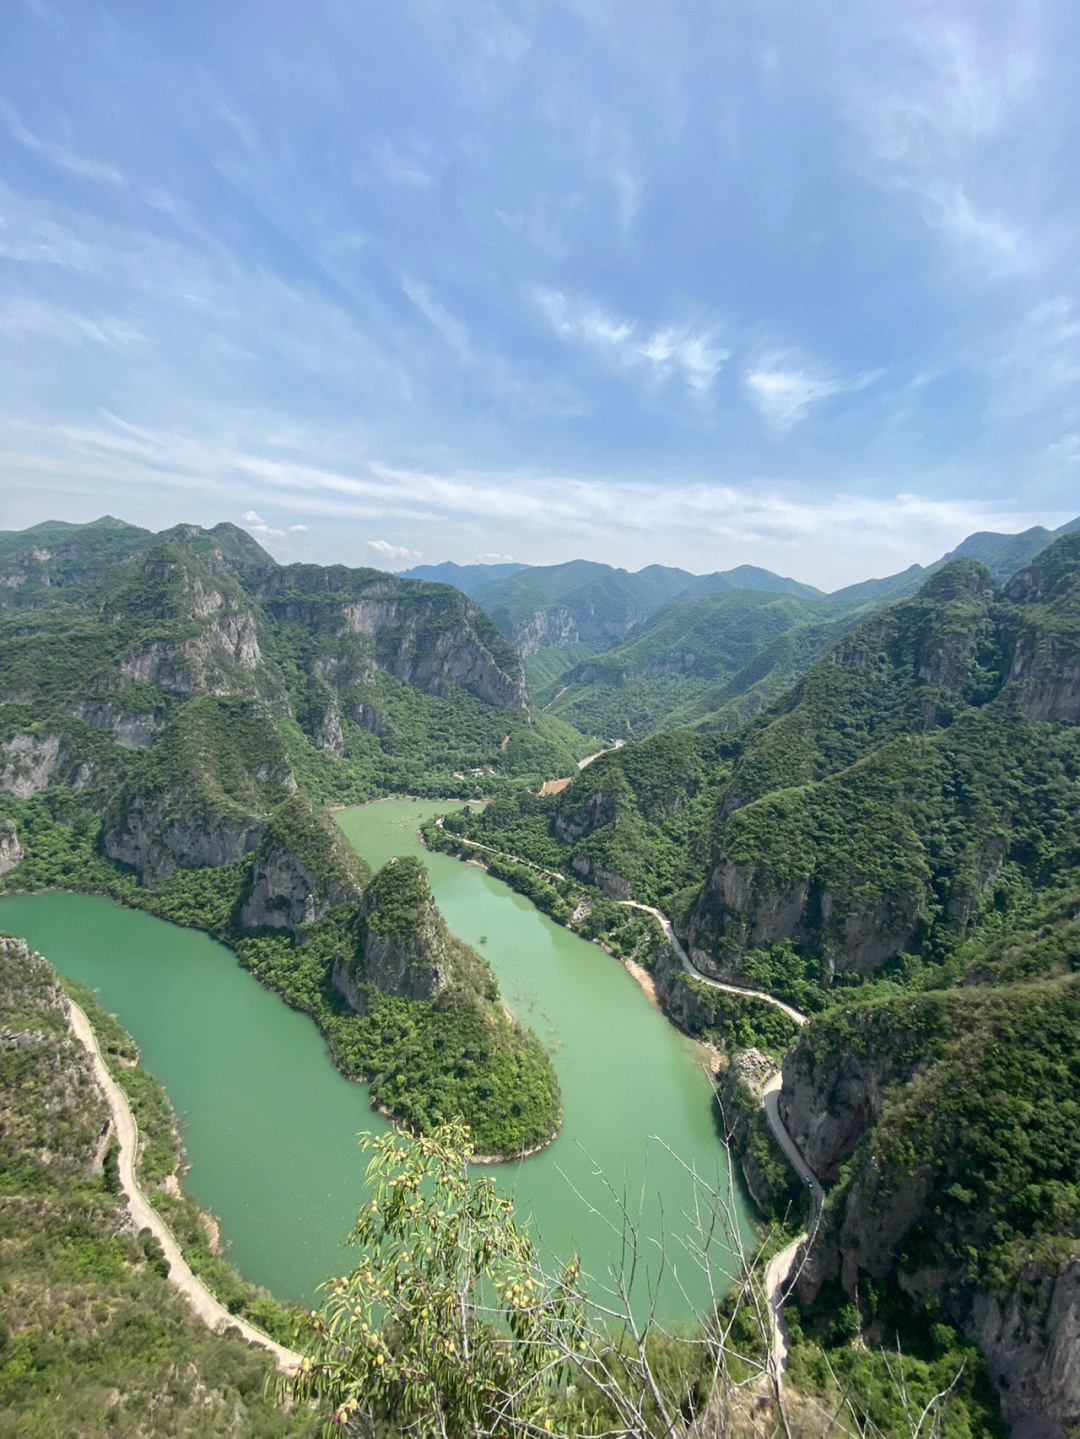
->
[0,937,315,1438]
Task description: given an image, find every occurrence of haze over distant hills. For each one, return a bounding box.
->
[404,516,1080,741]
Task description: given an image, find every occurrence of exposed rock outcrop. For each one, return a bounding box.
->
[0,733,94,797]
[73,701,165,749]
[970,1259,1080,1439]
[0,817,22,875]
[239,796,367,932]
[117,611,263,697]
[102,792,265,881]
[512,607,637,656]
[333,856,488,1009]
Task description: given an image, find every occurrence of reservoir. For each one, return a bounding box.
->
[0,798,751,1317]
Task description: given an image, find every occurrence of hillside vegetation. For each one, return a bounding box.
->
[0,517,568,1157]
[0,934,314,1437]
[448,534,1080,1434]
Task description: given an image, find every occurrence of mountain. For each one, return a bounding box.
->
[540,517,1080,740]
[399,559,525,594]
[684,564,823,600]
[541,589,848,738]
[821,514,1080,617]
[449,534,1080,1430]
[0,518,575,1155]
[0,934,311,1435]
[468,559,695,654]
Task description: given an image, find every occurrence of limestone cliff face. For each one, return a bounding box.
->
[1002,535,1080,724]
[778,1019,916,1183]
[687,856,921,981]
[72,701,165,749]
[102,791,265,881]
[512,607,636,656]
[1004,630,1080,723]
[259,570,528,713]
[782,1014,1080,1439]
[239,797,367,933]
[117,611,263,697]
[0,733,95,797]
[0,817,22,875]
[969,1260,1080,1439]
[332,856,485,1010]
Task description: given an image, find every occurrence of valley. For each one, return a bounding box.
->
[2,514,1079,1436]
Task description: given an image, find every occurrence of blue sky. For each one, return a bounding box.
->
[2,0,1079,586]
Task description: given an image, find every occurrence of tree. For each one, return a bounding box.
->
[285,1120,971,1439]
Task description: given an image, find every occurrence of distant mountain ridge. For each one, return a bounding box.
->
[401,518,1078,675]
[534,516,1080,739]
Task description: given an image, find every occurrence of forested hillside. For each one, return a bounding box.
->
[0,934,315,1437]
[0,517,568,1156]
[448,534,1080,1434]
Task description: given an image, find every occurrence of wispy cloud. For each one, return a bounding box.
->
[919,183,1031,274]
[370,137,434,189]
[534,289,727,394]
[2,412,1072,586]
[0,100,124,185]
[743,350,879,433]
[218,105,258,152]
[366,538,422,565]
[241,508,284,538]
[402,278,473,362]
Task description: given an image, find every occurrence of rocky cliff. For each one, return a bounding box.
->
[257,567,528,713]
[0,817,22,874]
[239,794,368,932]
[0,731,96,797]
[332,855,488,1008]
[781,966,1080,1439]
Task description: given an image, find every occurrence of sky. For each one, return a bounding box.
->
[2,0,1079,588]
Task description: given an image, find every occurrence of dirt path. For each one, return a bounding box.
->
[577,739,625,770]
[433,817,566,883]
[65,997,302,1374]
[759,1073,824,1388]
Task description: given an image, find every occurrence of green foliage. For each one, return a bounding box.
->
[0,937,314,1437]
[362,855,430,937]
[288,1121,585,1437]
[788,1277,1006,1438]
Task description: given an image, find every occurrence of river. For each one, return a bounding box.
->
[0,798,751,1320]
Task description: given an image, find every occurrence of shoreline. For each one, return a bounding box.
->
[0,869,554,1171]
[64,992,301,1373]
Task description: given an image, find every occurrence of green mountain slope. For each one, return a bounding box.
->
[0,935,313,1437]
[447,534,1080,1430]
[0,518,575,1155]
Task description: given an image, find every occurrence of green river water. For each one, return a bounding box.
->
[0,798,751,1319]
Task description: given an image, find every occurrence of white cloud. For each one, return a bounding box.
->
[402,278,473,362]
[534,289,727,394]
[366,538,422,565]
[218,105,258,152]
[743,353,844,432]
[919,183,1031,275]
[242,508,284,538]
[289,522,308,531]
[3,413,1072,587]
[476,552,515,562]
[0,101,124,186]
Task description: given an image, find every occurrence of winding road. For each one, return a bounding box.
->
[429,812,823,1390]
[577,739,626,769]
[616,899,822,1391]
[616,900,810,1028]
[65,997,301,1374]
